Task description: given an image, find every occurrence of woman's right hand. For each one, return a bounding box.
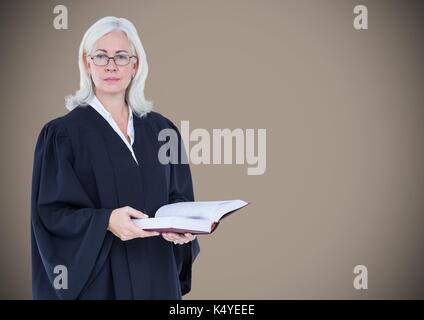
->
[107,206,160,241]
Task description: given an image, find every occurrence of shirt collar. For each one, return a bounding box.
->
[88,95,133,123]
[87,95,135,145]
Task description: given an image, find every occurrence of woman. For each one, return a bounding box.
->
[30,16,200,299]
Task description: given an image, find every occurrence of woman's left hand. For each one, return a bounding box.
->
[162,232,196,245]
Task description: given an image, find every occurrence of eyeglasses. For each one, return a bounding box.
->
[88,53,137,66]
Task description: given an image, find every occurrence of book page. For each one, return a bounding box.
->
[155,200,249,222]
[215,200,249,220]
[155,201,222,220]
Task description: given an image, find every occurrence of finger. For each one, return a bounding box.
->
[167,234,184,243]
[165,232,178,237]
[167,237,181,243]
[168,234,182,241]
[184,233,196,240]
[180,234,193,242]
[161,233,170,240]
[179,233,195,243]
[141,230,161,238]
[128,222,159,238]
[164,232,181,241]
[127,207,148,219]
[173,236,189,244]
[162,233,173,241]
[180,233,194,241]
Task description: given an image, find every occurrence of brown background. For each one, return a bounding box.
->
[0,0,423,299]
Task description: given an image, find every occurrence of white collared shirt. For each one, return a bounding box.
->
[88,95,139,165]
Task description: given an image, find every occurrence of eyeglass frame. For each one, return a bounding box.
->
[87,53,138,67]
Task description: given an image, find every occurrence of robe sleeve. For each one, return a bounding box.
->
[165,118,201,297]
[30,121,113,299]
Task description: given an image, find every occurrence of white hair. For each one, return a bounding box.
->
[65,16,154,117]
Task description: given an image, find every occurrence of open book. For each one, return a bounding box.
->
[132,200,249,235]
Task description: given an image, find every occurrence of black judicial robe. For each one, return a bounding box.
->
[30,105,200,299]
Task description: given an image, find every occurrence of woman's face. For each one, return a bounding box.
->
[85,31,138,97]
